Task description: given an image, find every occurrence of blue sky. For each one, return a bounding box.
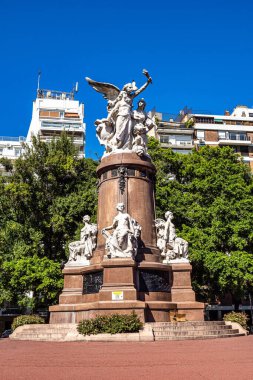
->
[1,0,253,158]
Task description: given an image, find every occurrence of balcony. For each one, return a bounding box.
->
[37,89,74,100]
[158,127,193,135]
[0,136,26,142]
[218,135,252,146]
[160,141,194,149]
[40,122,83,131]
[40,136,84,144]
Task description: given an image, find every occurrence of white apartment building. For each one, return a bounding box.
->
[27,88,85,158]
[0,136,25,161]
[0,87,85,170]
[154,105,253,170]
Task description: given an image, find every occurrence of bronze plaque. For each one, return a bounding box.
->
[83,271,103,294]
[138,269,170,292]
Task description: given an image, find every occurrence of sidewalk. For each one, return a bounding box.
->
[1,335,252,379]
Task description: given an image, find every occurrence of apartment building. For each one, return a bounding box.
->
[0,86,85,171]
[154,105,253,170]
[153,109,194,154]
[27,87,85,158]
[0,136,25,161]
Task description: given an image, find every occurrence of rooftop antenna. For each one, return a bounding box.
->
[37,70,42,91]
[71,82,78,99]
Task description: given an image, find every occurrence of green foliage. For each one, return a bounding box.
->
[0,134,98,309]
[11,314,45,331]
[148,138,253,302]
[77,313,143,335]
[184,118,194,128]
[223,311,249,330]
[0,157,13,172]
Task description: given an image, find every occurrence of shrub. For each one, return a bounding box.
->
[223,311,249,330]
[12,314,45,331]
[77,312,143,335]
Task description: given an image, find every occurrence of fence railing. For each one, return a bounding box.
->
[0,136,26,142]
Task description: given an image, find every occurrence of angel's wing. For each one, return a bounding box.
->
[85,77,120,102]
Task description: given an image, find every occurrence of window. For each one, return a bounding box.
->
[195,117,214,124]
[160,135,170,143]
[14,148,21,157]
[218,131,226,139]
[196,130,205,139]
[234,146,249,154]
[0,148,3,155]
[229,132,247,141]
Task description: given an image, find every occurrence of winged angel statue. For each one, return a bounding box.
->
[85,70,155,156]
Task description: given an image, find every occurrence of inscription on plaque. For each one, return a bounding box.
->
[138,269,170,292]
[83,271,103,294]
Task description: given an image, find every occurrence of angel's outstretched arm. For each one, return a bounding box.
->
[133,77,152,98]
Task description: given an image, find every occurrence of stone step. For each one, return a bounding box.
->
[154,328,239,337]
[151,321,246,341]
[149,321,226,327]
[20,324,75,330]
[19,328,71,333]
[15,332,70,337]
[155,333,245,341]
[152,325,232,332]
[10,323,80,341]
[14,336,66,341]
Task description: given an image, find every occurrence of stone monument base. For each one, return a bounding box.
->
[50,260,204,323]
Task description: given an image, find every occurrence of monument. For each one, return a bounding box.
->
[49,70,204,323]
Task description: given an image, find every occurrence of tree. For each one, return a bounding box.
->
[0,134,98,310]
[148,138,253,303]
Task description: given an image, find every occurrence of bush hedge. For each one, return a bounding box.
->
[12,314,45,331]
[77,312,143,335]
[223,311,249,330]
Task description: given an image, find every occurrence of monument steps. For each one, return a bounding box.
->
[10,323,81,342]
[9,321,247,341]
[151,321,246,340]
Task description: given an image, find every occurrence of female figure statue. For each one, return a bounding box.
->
[132,98,156,156]
[102,203,141,259]
[86,70,152,153]
[67,215,97,266]
[155,211,189,263]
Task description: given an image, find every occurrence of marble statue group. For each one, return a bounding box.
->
[85,69,156,156]
[65,71,189,266]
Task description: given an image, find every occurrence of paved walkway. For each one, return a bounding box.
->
[1,336,253,379]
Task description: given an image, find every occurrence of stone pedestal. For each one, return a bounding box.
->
[170,263,205,321]
[50,152,204,323]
